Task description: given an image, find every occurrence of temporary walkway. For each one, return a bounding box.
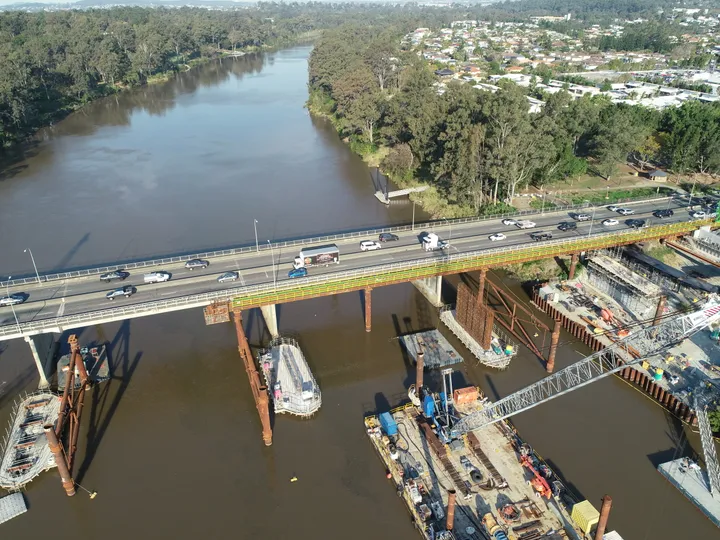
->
[374,185,428,204]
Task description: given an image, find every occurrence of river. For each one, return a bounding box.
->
[0,47,715,539]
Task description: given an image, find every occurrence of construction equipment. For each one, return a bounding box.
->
[482,512,510,540]
[520,455,552,499]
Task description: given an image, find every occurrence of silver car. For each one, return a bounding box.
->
[0,293,26,306]
[185,259,209,270]
[217,271,239,283]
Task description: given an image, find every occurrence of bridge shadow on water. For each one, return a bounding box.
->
[75,319,141,484]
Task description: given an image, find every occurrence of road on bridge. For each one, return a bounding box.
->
[0,197,701,329]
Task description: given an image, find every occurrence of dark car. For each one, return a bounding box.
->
[653,209,674,219]
[288,267,308,278]
[106,285,134,300]
[185,259,209,270]
[379,233,399,242]
[530,232,553,242]
[558,222,577,232]
[626,219,646,228]
[100,270,130,282]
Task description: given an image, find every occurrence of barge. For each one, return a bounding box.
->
[259,337,321,417]
[57,344,109,388]
[365,375,619,540]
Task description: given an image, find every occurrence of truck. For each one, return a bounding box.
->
[293,244,340,269]
[422,232,449,251]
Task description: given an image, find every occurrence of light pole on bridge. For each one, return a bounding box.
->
[5,276,22,334]
[267,240,276,290]
[254,220,259,253]
[24,249,41,284]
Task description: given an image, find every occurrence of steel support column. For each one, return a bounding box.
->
[482,307,494,350]
[594,495,613,540]
[446,490,456,531]
[546,320,561,373]
[568,253,579,280]
[416,350,424,391]
[476,269,487,308]
[233,311,272,446]
[653,296,667,326]
[364,287,372,332]
[44,426,75,496]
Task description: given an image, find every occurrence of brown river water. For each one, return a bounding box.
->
[0,47,715,539]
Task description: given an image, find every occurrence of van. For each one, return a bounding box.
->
[144,271,171,284]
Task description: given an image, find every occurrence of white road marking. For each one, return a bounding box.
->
[56,300,66,318]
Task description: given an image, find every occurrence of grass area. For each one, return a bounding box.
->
[529,199,557,211]
[503,256,578,281]
[644,242,675,263]
[570,187,673,205]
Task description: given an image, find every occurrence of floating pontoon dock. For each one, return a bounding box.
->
[0,492,27,525]
[400,330,463,369]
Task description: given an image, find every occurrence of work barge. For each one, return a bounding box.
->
[365,385,618,540]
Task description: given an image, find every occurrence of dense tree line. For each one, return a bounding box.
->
[597,24,675,54]
[309,27,720,214]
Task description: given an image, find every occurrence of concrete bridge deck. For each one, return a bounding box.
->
[0,197,711,344]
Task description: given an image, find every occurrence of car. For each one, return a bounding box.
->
[217,271,239,283]
[653,209,674,218]
[144,271,171,284]
[690,210,706,219]
[530,232,553,242]
[489,233,506,242]
[288,267,308,278]
[378,233,399,242]
[0,293,26,307]
[602,218,619,226]
[617,208,635,216]
[574,213,592,222]
[106,285,134,300]
[607,205,620,212]
[557,222,577,232]
[626,219,646,228]
[100,270,130,282]
[502,219,517,226]
[515,220,536,229]
[360,240,382,251]
[185,259,209,270]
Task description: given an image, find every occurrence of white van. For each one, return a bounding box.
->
[144,271,171,284]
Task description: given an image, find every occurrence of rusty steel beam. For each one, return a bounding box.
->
[446,490,456,531]
[664,240,720,269]
[233,311,272,446]
[44,425,75,497]
[546,320,561,373]
[569,253,579,280]
[482,307,494,350]
[653,296,667,327]
[594,495,613,540]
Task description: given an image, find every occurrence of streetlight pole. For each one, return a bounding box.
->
[253,220,259,253]
[5,277,21,334]
[412,200,416,231]
[588,205,596,237]
[24,249,40,284]
[267,240,276,290]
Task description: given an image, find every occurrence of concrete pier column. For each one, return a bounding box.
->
[568,253,579,280]
[44,425,75,496]
[260,304,279,339]
[546,319,561,373]
[594,495,612,540]
[653,296,667,327]
[364,287,372,332]
[412,275,443,308]
[24,334,53,389]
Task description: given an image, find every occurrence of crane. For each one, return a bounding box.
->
[449,297,720,437]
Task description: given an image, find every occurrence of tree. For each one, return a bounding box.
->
[381,143,415,179]
[633,133,661,171]
[591,106,651,180]
[332,63,382,143]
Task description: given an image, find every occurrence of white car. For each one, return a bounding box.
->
[360,240,382,251]
[602,218,619,226]
[489,233,506,242]
[144,271,171,284]
[617,208,634,216]
[607,205,620,212]
[690,210,706,219]
[515,220,536,229]
[502,219,517,226]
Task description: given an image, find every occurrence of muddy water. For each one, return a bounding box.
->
[0,47,715,539]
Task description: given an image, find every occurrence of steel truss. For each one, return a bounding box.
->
[452,299,720,435]
[694,392,720,498]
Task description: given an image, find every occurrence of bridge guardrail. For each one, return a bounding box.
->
[0,217,707,339]
[0,195,675,289]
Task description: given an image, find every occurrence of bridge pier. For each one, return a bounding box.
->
[546,319,561,373]
[412,275,443,308]
[260,304,279,339]
[24,333,56,389]
[568,253,579,280]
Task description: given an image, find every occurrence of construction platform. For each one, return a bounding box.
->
[259,337,321,417]
[0,492,27,525]
[365,399,604,540]
[0,391,60,490]
[400,330,464,370]
[657,458,720,528]
[440,309,518,369]
[57,344,109,388]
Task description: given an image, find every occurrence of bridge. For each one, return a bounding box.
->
[0,196,714,442]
